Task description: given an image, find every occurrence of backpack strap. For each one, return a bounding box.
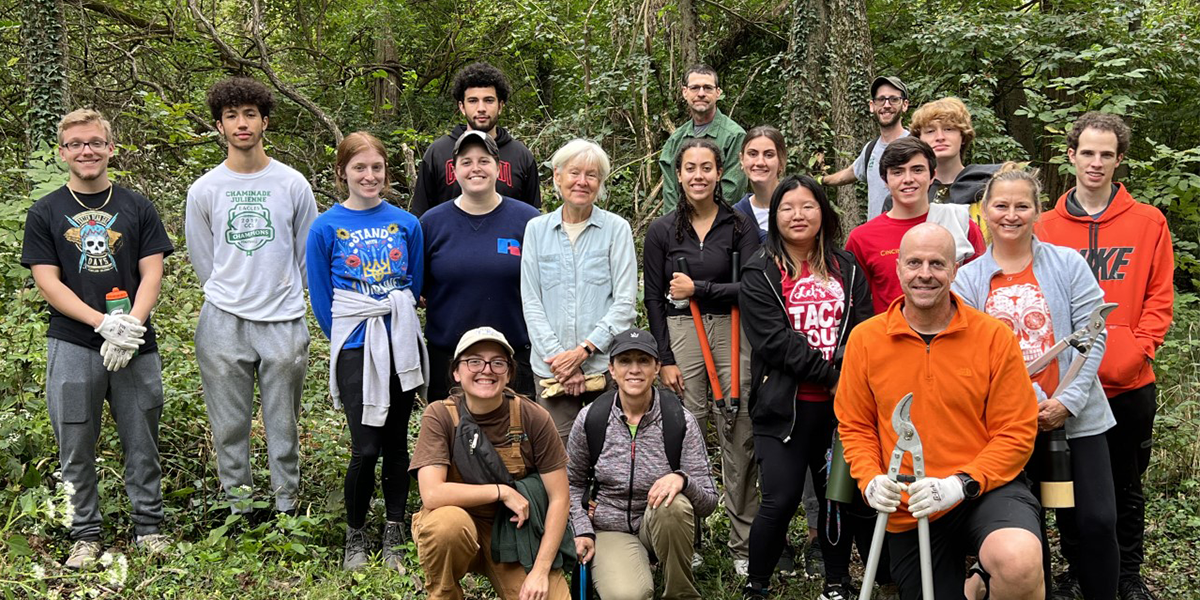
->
[443,398,460,427]
[507,393,527,443]
[584,390,618,518]
[657,389,687,472]
[863,137,879,175]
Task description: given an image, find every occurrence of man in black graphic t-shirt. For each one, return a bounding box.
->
[21,109,174,569]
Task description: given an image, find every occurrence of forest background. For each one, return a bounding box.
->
[1,0,1199,597]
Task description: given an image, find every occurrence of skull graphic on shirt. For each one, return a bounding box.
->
[984,282,1053,365]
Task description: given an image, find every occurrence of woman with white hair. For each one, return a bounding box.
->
[521,138,638,445]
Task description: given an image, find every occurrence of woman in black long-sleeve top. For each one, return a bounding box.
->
[643,138,761,574]
[739,175,880,599]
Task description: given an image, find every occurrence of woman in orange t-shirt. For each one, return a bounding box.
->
[953,162,1118,600]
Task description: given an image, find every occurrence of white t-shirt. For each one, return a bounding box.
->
[751,202,770,233]
[562,220,587,245]
[185,159,318,321]
[853,129,909,220]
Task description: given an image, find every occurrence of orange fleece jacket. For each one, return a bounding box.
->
[1034,183,1174,397]
[836,294,1038,532]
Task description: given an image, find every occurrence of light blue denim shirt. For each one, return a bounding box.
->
[953,236,1116,439]
[521,205,638,379]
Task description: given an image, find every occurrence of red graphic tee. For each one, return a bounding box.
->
[781,264,844,402]
[986,262,1059,397]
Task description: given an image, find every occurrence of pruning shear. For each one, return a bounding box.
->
[860,393,934,600]
[1025,302,1117,385]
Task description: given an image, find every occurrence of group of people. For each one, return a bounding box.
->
[22,58,1174,600]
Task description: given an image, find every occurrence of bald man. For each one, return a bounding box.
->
[837,224,1044,600]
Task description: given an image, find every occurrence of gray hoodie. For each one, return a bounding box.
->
[566,389,717,537]
[953,236,1116,439]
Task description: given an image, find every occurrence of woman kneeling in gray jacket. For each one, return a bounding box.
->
[566,328,718,600]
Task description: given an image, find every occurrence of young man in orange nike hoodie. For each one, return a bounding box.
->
[1034,112,1174,600]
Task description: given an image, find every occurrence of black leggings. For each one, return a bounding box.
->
[1060,383,1156,583]
[336,348,416,529]
[1032,431,1118,600]
[748,401,834,586]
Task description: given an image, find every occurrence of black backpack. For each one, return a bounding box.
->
[583,388,687,503]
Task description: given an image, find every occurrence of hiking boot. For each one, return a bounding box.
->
[1119,576,1157,600]
[381,521,407,572]
[804,539,825,579]
[776,543,798,576]
[135,533,172,555]
[343,525,370,571]
[65,540,103,570]
[1051,571,1083,600]
[819,580,854,600]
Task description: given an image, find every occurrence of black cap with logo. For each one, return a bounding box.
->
[608,328,659,361]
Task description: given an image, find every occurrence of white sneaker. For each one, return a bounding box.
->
[734,558,750,577]
[65,540,102,570]
[691,552,703,570]
[135,533,172,555]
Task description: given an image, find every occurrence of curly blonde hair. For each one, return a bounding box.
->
[911,97,975,156]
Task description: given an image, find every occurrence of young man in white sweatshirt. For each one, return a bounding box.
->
[186,77,318,516]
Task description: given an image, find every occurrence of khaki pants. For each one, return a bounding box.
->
[533,374,611,447]
[412,506,570,600]
[667,314,758,559]
[592,495,699,600]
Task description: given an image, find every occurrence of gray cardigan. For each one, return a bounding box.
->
[953,237,1116,439]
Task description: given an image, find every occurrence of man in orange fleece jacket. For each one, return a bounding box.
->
[838,223,1042,600]
[1035,112,1174,600]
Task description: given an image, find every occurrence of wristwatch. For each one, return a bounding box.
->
[580,343,595,357]
[955,473,981,500]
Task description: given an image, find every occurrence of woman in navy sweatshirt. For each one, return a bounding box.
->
[420,130,541,401]
[306,132,425,572]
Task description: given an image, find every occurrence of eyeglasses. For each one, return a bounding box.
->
[60,140,110,152]
[459,358,511,374]
[687,85,717,93]
[873,96,905,106]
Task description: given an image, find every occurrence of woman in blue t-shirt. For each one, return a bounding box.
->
[420,130,541,401]
[306,132,425,572]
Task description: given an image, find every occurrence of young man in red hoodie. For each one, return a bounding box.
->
[1035,112,1174,600]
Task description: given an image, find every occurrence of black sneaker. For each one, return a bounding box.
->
[819,580,854,600]
[742,582,770,599]
[776,543,798,576]
[804,540,825,579]
[1119,576,1157,600]
[1051,571,1083,600]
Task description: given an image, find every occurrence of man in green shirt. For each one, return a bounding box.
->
[658,65,747,213]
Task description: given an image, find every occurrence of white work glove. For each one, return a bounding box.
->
[100,341,135,372]
[865,474,906,513]
[95,313,146,350]
[907,475,966,519]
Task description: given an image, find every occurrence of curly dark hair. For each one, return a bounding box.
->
[206,77,275,122]
[671,137,745,243]
[451,62,511,103]
[1067,111,1131,156]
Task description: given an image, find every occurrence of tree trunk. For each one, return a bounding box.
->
[784,0,874,229]
[677,0,699,68]
[23,0,68,152]
[372,34,401,121]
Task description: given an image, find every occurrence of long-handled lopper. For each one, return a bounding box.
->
[728,251,742,418]
[860,393,933,600]
[1024,301,1117,508]
[675,257,731,438]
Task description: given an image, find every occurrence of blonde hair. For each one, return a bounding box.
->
[334,132,390,195]
[58,108,113,144]
[911,97,975,154]
[982,161,1043,210]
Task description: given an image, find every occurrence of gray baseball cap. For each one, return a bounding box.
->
[608,328,659,361]
[453,129,500,158]
[871,76,908,99]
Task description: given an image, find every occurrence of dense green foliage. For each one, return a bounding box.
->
[2,0,1198,596]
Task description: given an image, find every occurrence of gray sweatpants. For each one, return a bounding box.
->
[195,302,309,512]
[46,338,164,541]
